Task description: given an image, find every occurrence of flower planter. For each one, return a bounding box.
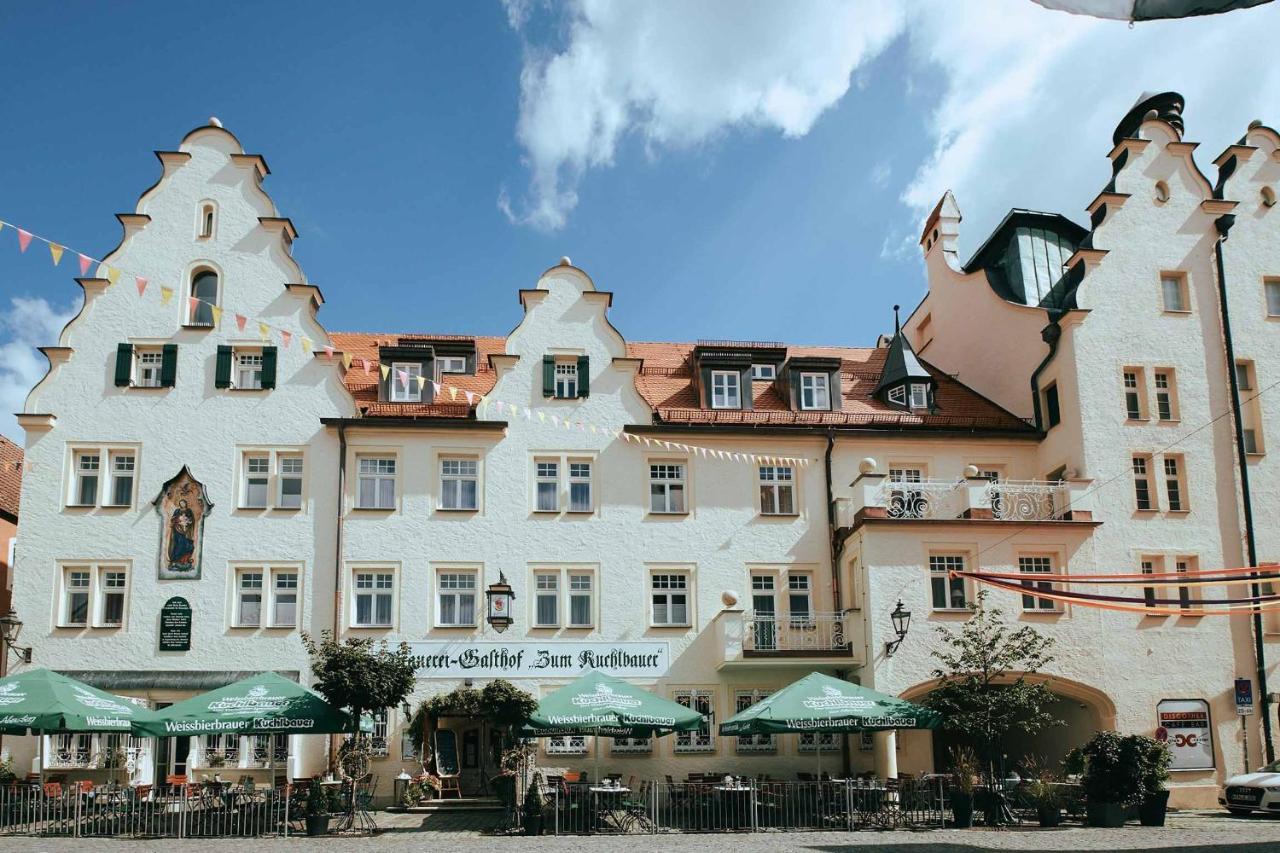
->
[1086,801,1127,828]
[1138,790,1169,826]
[305,814,331,836]
[950,792,975,828]
[1036,806,1062,827]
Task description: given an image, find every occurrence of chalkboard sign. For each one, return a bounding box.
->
[159,596,192,652]
[434,729,459,776]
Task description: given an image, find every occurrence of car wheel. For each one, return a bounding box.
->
[1227,807,1253,816]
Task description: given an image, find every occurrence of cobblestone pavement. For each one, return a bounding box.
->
[3,810,1279,852]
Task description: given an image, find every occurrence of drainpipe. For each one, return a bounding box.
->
[1028,320,1063,431]
[327,422,348,772]
[824,429,854,779]
[1212,214,1274,764]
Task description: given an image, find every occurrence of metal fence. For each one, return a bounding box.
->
[0,782,292,838]
[542,777,947,835]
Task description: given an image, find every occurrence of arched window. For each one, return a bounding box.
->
[189,269,218,326]
[198,202,216,239]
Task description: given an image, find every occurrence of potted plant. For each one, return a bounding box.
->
[522,776,545,836]
[305,778,332,836]
[1020,757,1064,827]
[947,746,979,828]
[1133,736,1172,826]
[1073,731,1141,827]
[204,750,227,769]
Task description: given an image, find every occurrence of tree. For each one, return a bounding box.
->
[302,631,417,776]
[923,590,1063,820]
[408,680,537,773]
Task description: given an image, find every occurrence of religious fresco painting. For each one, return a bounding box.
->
[153,466,213,580]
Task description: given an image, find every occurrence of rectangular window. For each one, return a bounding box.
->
[99,568,127,626]
[651,573,690,626]
[237,570,263,627]
[799,373,830,410]
[929,554,968,610]
[1043,382,1061,428]
[888,466,924,514]
[1153,370,1177,421]
[673,692,714,753]
[356,456,396,509]
[437,355,468,375]
[1175,557,1198,611]
[1236,360,1265,455]
[554,362,577,399]
[758,465,795,515]
[750,363,776,381]
[909,383,929,409]
[368,709,390,757]
[1267,280,1280,317]
[1164,455,1186,511]
[568,572,593,627]
[1161,273,1189,312]
[354,571,395,627]
[1140,556,1163,609]
[278,455,304,509]
[244,455,270,508]
[236,352,263,390]
[1123,369,1144,420]
[108,452,135,506]
[648,463,686,514]
[734,691,775,753]
[437,571,477,626]
[546,735,588,755]
[610,734,652,754]
[135,349,164,388]
[799,731,839,752]
[788,574,813,626]
[273,570,298,627]
[534,572,559,627]
[535,460,559,512]
[568,461,592,512]
[710,370,741,409]
[1018,556,1057,611]
[389,362,423,403]
[440,458,479,510]
[1133,455,1154,510]
[74,453,100,506]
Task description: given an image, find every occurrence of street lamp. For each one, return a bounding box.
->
[485,573,515,634]
[884,600,911,657]
[0,609,31,664]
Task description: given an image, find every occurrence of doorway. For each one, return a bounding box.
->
[152,701,190,780]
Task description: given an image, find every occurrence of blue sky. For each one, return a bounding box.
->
[2,1,1279,440]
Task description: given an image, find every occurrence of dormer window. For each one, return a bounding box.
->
[799,373,830,410]
[438,356,468,375]
[888,386,906,406]
[909,383,929,409]
[711,370,741,409]
[390,362,423,402]
[751,364,776,381]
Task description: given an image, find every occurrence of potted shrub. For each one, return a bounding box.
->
[1073,731,1139,827]
[522,777,545,836]
[1020,758,1064,828]
[947,746,979,828]
[305,778,332,837]
[1134,736,1172,826]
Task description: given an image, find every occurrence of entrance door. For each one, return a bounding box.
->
[751,575,777,650]
[153,702,190,781]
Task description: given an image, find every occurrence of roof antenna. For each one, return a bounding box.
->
[893,304,901,334]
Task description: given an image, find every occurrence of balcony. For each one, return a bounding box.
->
[714,609,858,668]
[836,472,1096,529]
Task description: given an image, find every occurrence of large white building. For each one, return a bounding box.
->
[9,93,1278,807]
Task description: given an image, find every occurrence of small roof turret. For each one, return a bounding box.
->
[875,305,932,396]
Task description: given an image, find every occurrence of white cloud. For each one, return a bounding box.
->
[504,0,1280,249]
[0,297,75,442]
[869,159,892,189]
[502,0,904,229]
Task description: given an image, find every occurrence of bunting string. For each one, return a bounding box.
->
[953,570,1280,616]
[0,215,812,468]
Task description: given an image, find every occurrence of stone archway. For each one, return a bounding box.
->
[899,673,1118,775]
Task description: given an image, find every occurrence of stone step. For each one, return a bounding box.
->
[389,797,506,814]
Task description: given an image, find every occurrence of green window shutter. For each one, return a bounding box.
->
[576,355,589,398]
[113,343,133,387]
[159,344,178,388]
[215,345,233,388]
[542,355,555,397]
[261,346,278,389]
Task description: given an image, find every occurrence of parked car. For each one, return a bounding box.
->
[1220,759,1280,815]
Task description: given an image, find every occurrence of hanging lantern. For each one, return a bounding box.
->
[485,572,515,633]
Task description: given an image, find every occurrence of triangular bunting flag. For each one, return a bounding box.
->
[361,359,372,374]
[135,277,148,297]
[258,323,270,341]
[449,386,458,401]
[210,305,223,326]
[550,415,559,426]
[340,354,353,370]
[537,412,546,423]
[461,390,473,404]
[301,337,312,354]
[106,267,121,285]
[16,229,32,253]
[397,369,409,387]
[49,243,64,266]
[524,408,532,421]
[380,364,390,380]
[186,297,200,316]
[281,330,292,348]
[159,286,174,305]
[416,375,427,390]
[235,314,247,332]
[78,254,91,276]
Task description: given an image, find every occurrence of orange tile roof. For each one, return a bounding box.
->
[0,435,22,519]
[327,332,1031,432]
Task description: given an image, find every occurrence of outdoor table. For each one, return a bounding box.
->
[589,786,629,833]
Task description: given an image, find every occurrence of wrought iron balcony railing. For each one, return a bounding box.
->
[743,611,848,653]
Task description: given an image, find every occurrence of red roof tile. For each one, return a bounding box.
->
[0,435,22,519]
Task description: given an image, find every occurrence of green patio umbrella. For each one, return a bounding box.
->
[523,671,704,739]
[133,671,356,737]
[0,668,155,734]
[719,672,941,736]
